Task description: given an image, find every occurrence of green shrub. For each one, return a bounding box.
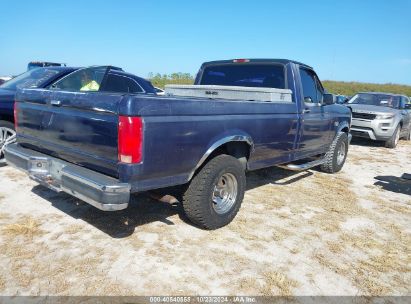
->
[322,80,411,97]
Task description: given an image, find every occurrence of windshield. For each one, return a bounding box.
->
[0,68,60,90]
[200,64,285,88]
[348,93,400,108]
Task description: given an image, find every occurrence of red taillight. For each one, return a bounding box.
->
[233,59,250,63]
[118,116,143,164]
[14,102,18,131]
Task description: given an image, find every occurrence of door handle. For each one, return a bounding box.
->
[50,100,62,106]
[303,108,311,114]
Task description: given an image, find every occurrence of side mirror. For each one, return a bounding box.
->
[405,104,411,110]
[323,93,335,105]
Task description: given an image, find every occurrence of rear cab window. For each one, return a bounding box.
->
[199,64,286,89]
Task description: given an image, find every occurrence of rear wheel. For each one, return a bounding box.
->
[320,132,349,173]
[0,120,16,164]
[182,154,246,229]
[385,125,400,148]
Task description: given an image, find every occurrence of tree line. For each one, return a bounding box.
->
[322,80,411,97]
[148,73,411,97]
[148,72,194,88]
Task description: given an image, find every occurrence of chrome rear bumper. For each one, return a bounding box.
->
[4,143,130,211]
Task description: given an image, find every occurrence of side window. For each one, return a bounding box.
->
[101,74,144,93]
[314,76,324,103]
[124,77,143,93]
[399,97,404,109]
[103,73,128,93]
[400,96,409,108]
[300,68,319,103]
[51,67,106,92]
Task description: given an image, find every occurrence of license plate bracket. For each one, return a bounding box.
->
[28,158,50,175]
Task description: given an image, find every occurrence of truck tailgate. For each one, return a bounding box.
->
[15,89,123,177]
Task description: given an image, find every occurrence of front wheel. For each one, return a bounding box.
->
[385,125,400,149]
[0,120,16,164]
[182,154,246,229]
[403,127,411,141]
[320,132,349,173]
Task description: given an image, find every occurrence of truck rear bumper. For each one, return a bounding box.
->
[4,143,130,211]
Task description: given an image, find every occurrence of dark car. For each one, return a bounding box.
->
[0,66,79,163]
[335,95,348,104]
[6,59,351,229]
[0,66,156,163]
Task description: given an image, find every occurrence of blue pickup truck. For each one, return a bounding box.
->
[5,59,352,229]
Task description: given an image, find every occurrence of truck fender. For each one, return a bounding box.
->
[336,120,350,134]
[188,134,254,180]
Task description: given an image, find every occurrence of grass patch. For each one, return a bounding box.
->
[0,275,5,291]
[65,223,85,235]
[313,225,410,296]
[2,217,44,238]
[260,271,299,296]
[4,170,27,182]
[326,240,344,254]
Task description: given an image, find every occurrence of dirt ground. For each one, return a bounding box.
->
[0,139,410,296]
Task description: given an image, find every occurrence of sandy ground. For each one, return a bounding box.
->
[0,139,410,296]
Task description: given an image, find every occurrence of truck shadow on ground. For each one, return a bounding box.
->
[31,167,310,238]
[374,175,411,196]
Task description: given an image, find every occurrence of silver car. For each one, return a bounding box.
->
[347,92,411,148]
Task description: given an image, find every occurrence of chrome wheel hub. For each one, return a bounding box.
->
[336,141,346,166]
[0,127,16,162]
[212,173,238,214]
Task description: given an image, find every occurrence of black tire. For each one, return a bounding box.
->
[0,120,15,162]
[385,125,400,149]
[403,127,411,141]
[182,154,246,230]
[320,132,349,173]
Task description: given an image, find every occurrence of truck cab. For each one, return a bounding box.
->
[193,59,348,161]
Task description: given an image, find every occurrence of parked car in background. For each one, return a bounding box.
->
[0,66,79,163]
[1,66,156,163]
[347,92,411,148]
[154,87,165,95]
[27,61,66,70]
[335,95,348,104]
[0,76,12,85]
[6,59,351,229]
